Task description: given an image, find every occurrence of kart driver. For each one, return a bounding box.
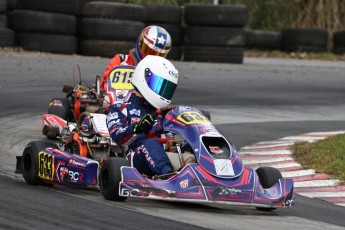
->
[106,55,178,178]
[100,25,172,92]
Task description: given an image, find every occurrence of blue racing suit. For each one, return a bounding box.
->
[106,94,173,177]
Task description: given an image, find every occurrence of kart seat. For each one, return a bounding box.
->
[166,151,196,171]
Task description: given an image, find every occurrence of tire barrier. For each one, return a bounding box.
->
[281,28,328,53]
[144,4,182,60]
[332,31,345,54]
[183,4,248,64]
[79,1,146,57]
[2,2,342,61]
[245,29,281,50]
[7,9,77,53]
[0,0,14,47]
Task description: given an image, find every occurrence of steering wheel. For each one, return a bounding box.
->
[151,106,177,143]
[77,111,99,138]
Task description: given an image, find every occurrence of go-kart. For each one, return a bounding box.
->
[16,106,294,210]
[99,106,294,210]
[42,65,137,140]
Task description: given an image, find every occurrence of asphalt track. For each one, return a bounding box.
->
[0,51,345,229]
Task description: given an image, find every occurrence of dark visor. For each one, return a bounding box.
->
[145,68,177,100]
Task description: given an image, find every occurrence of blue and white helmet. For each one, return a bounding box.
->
[131,55,178,108]
[136,25,172,61]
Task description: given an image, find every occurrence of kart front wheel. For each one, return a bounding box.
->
[255,167,282,211]
[21,141,58,185]
[100,157,130,201]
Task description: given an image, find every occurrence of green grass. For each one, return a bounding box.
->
[292,134,345,182]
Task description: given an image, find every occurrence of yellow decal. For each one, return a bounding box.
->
[38,152,55,180]
[109,67,134,90]
[177,112,210,125]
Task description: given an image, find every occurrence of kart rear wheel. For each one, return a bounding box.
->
[255,167,283,211]
[21,140,59,185]
[100,157,130,201]
[48,97,71,120]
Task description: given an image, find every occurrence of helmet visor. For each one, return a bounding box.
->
[145,68,176,100]
[140,39,169,58]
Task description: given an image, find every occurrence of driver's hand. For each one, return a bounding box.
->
[133,114,154,134]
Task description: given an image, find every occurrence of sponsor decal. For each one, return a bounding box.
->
[68,159,87,168]
[49,100,62,107]
[47,116,58,126]
[38,152,55,180]
[180,179,189,189]
[131,117,140,123]
[214,159,235,176]
[169,70,178,78]
[129,109,141,116]
[137,145,155,167]
[107,112,119,122]
[116,127,128,135]
[59,166,84,183]
[209,146,224,155]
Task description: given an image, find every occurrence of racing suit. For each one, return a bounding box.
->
[106,93,173,177]
[100,48,139,91]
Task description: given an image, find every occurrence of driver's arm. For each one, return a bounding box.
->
[106,103,138,146]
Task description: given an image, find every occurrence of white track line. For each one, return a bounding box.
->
[238,150,292,156]
[294,180,340,188]
[242,157,293,164]
[305,131,345,136]
[279,136,325,141]
[240,143,292,149]
[298,192,345,198]
[336,203,345,206]
[281,169,315,178]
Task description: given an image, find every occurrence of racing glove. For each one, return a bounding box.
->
[133,114,154,134]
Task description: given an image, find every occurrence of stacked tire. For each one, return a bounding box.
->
[7,0,82,54]
[245,29,281,50]
[183,4,248,64]
[281,28,328,53]
[0,0,15,47]
[79,1,146,57]
[144,4,183,61]
[332,31,345,54]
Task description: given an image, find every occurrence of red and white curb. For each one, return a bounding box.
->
[238,131,345,207]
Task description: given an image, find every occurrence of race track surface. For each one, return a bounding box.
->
[0,51,344,229]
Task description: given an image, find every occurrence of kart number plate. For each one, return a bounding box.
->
[109,68,134,90]
[177,112,210,125]
[38,152,55,180]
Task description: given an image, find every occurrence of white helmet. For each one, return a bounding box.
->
[132,55,178,109]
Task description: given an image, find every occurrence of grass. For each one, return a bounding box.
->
[292,134,345,182]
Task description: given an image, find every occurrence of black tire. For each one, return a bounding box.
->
[184,45,244,64]
[166,46,182,61]
[255,167,282,211]
[245,29,281,50]
[79,40,134,58]
[16,0,84,15]
[333,31,345,54]
[8,10,76,34]
[0,0,6,12]
[6,0,17,10]
[100,157,130,201]
[281,28,328,52]
[82,2,147,21]
[21,140,58,185]
[16,33,77,54]
[0,28,14,47]
[145,4,181,24]
[48,97,71,120]
[145,23,183,46]
[80,18,144,40]
[184,4,248,26]
[0,14,6,28]
[42,125,60,140]
[184,26,245,46]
